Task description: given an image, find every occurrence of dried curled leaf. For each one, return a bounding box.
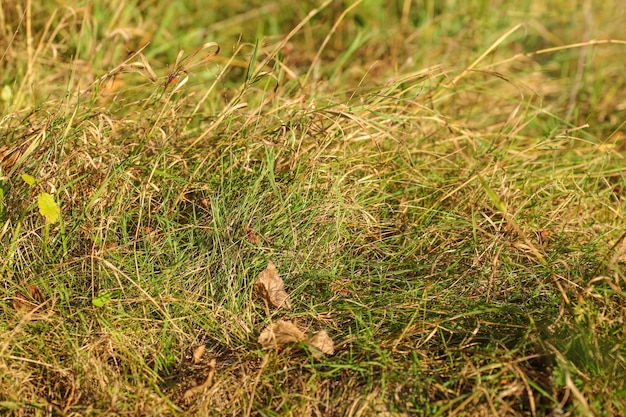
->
[258,321,335,357]
[258,320,305,349]
[254,261,291,309]
[308,330,335,357]
[13,284,46,312]
[245,225,259,244]
[193,344,206,364]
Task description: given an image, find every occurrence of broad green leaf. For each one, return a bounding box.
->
[38,192,61,224]
[92,291,113,308]
[21,173,37,186]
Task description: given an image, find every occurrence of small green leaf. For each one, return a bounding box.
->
[92,291,113,308]
[21,173,37,186]
[38,192,61,224]
[1,85,12,102]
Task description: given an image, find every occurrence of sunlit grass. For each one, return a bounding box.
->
[1,1,625,415]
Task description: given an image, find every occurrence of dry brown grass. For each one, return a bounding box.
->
[1,1,625,416]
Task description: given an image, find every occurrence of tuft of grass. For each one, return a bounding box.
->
[1,0,625,415]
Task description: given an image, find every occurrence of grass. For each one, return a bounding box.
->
[1,0,625,415]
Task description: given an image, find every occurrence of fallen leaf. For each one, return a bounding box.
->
[13,293,34,311]
[21,173,37,186]
[308,330,335,357]
[28,285,45,303]
[258,321,335,357]
[92,291,113,308]
[200,198,211,209]
[193,344,206,364]
[1,84,12,102]
[13,284,46,311]
[245,225,259,244]
[258,320,305,349]
[38,192,61,224]
[254,261,291,309]
[536,230,550,245]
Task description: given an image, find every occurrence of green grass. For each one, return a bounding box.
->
[1,0,625,415]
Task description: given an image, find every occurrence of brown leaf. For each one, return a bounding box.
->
[254,261,291,309]
[536,230,550,245]
[307,330,335,357]
[245,225,259,244]
[192,344,206,365]
[29,285,45,303]
[12,292,33,311]
[258,320,306,349]
[13,285,45,311]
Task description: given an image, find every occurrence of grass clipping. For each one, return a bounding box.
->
[254,262,334,358]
